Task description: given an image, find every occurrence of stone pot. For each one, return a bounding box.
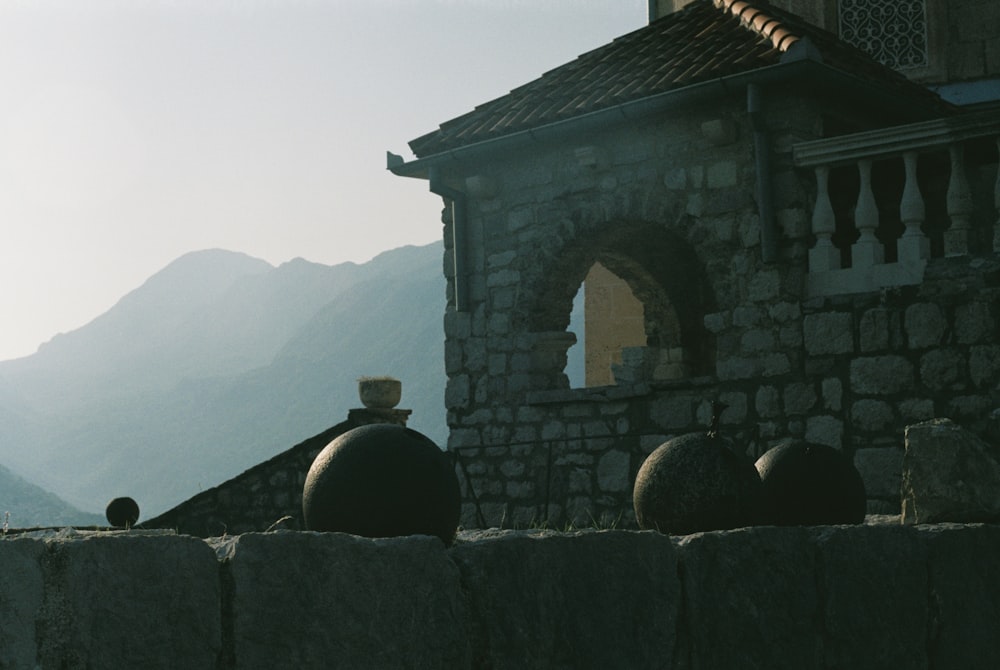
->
[358,377,402,409]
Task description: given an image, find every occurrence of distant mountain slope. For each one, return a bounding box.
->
[0,462,103,528]
[0,242,447,517]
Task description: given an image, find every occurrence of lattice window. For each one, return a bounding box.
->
[839,0,928,70]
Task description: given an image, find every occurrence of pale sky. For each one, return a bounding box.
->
[0,0,646,361]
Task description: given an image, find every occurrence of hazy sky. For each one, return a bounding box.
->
[0,0,646,361]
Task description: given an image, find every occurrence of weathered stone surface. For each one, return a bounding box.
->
[0,538,44,668]
[850,399,895,432]
[919,348,965,390]
[902,419,1000,524]
[853,447,903,500]
[906,303,947,349]
[803,312,853,355]
[859,307,890,352]
[596,449,630,492]
[218,532,468,670]
[452,529,678,670]
[917,524,1000,670]
[783,382,817,415]
[813,525,928,670]
[850,356,915,395]
[805,415,844,449]
[634,432,762,535]
[38,532,221,670]
[675,526,821,670]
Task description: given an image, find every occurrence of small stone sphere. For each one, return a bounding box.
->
[105,497,140,528]
[302,424,461,546]
[633,432,762,535]
[754,440,866,526]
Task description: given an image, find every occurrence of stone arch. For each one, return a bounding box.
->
[521,218,717,384]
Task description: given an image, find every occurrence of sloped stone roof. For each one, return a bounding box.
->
[407,0,949,158]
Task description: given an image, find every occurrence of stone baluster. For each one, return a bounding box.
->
[809,165,840,272]
[945,142,974,256]
[898,151,930,263]
[994,137,1000,253]
[852,159,883,267]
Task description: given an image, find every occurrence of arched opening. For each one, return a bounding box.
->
[577,262,646,387]
[522,221,715,391]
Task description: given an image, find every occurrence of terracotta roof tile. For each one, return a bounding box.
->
[408,0,948,157]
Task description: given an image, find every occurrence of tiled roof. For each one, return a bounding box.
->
[408,0,949,157]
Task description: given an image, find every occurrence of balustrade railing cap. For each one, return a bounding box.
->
[794,109,1000,168]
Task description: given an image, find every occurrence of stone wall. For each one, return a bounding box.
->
[2,523,997,668]
[433,70,998,529]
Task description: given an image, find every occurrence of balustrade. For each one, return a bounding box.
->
[793,110,1000,297]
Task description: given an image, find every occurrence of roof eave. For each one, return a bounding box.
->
[388,59,948,181]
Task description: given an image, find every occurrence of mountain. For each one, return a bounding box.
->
[0,243,449,519]
[0,462,104,528]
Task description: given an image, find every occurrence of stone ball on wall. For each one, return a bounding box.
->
[754,440,866,526]
[302,424,461,546]
[106,497,140,528]
[633,432,762,535]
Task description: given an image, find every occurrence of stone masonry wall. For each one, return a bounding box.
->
[2,523,997,669]
[436,87,999,530]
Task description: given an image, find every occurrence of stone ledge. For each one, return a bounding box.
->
[0,524,997,669]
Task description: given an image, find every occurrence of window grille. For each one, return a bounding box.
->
[839,0,928,70]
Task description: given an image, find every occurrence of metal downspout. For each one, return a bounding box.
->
[747,83,778,263]
[429,167,470,312]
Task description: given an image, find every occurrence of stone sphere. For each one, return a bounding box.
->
[302,424,460,545]
[106,497,140,528]
[754,440,866,526]
[633,432,762,535]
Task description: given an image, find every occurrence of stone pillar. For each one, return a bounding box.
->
[898,151,930,263]
[852,159,884,267]
[945,142,974,256]
[809,165,840,271]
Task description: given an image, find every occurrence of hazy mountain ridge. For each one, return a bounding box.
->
[0,242,448,520]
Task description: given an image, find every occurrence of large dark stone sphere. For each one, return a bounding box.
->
[302,424,461,545]
[106,497,140,528]
[633,432,762,535]
[754,440,866,526]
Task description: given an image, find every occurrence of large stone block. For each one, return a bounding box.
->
[217,532,469,670]
[850,356,915,395]
[902,419,1000,524]
[917,524,1000,670]
[451,529,678,670]
[905,303,946,350]
[37,532,221,670]
[675,526,821,670]
[803,312,853,356]
[850,399,895,433]
[919,348,965,390]
[812,525,928,670]
[0,538,44,667]
[859,307,890,352]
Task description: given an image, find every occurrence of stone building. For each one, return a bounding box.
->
[389,0,1000,528]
